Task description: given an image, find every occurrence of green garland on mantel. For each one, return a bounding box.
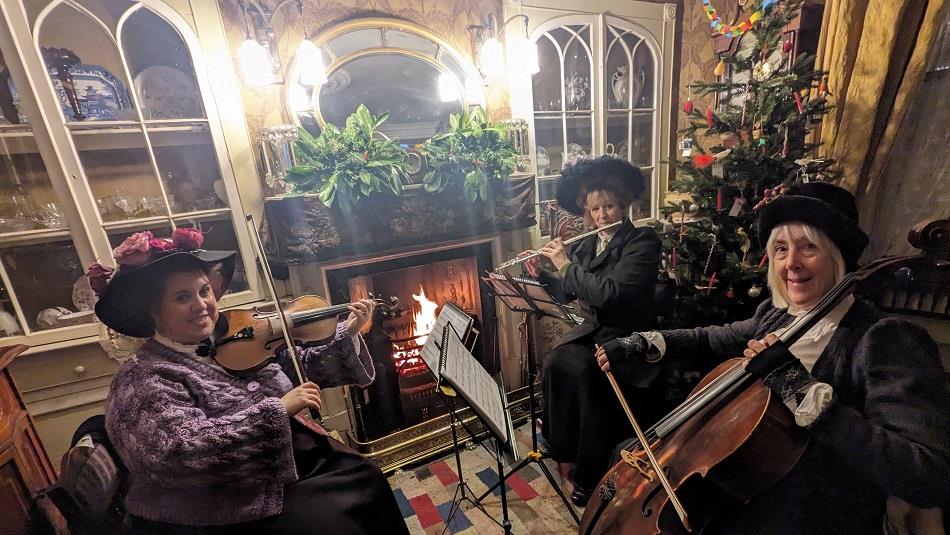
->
[283,105,518,211]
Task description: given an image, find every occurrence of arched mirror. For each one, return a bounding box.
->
[286,19,484,145]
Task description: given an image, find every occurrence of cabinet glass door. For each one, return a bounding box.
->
[531,16,661,225]
[0,47,88,335]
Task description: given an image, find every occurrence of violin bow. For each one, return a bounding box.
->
[246,214,321,422]
[599,345,691,531]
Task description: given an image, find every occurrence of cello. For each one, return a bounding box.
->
[579,218,950,534]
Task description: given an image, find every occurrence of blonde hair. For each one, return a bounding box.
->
[581,189,629,227]
[766,223,846,309]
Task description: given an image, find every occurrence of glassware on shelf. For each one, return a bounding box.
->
[33,201,67,229]
[256,125,299,194]
[566,75,590,110]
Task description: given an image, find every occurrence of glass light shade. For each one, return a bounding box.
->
[239,39,276,86]
[510,38,540,74]
[438,73,463,103]
[478,37,506,76]
[296,40,328,86]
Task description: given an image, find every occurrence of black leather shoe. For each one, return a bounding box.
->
[571,484,592,507]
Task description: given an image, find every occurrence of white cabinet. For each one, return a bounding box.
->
[0,0,263,350]
[506,0,676,225]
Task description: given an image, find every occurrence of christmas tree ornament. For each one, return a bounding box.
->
[781,126,789,158]
[818,75,830,97]
[713,164,725,179]
[783,40,792,54]
[693,153,716,168]
[794,90,804,113]
[758,252,769,268]
[702,0,771,38]
[706,104,714,127]
[748,284,762,298]
[683,89,695,113]
[671,247,678,268]
[716,186,724,209]
[689,202,700,213]
[728,197,747,217]
[713,148,732,160]
[752,60,774,81]
[681,136,694,157]
[714,58,726,77]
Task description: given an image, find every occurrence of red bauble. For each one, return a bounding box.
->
[783,40,792,54]
[693,154,716,168]
[683,98,694,113]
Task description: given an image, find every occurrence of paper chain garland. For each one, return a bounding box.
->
[702,0,779,37]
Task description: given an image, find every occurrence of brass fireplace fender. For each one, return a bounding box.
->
[347,385,535,474]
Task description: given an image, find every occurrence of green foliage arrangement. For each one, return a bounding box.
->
[285,105,408,213]
[420,107,518,202]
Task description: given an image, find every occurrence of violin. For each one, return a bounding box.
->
[579,219,950,534]
[209,294,398,375]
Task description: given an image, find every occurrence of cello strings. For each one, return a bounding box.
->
[626,269,865,453]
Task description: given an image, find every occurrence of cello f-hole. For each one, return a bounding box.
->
[641,466,672,518]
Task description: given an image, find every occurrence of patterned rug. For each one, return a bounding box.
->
[387,424,582,534]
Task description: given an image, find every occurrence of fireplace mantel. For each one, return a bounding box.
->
[262,174,535,264]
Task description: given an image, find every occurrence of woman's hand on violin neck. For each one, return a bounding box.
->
[281,381,322,415]
[346,299,376,337]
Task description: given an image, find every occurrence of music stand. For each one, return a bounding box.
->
[479,271,581,524]
[431,322,516,535]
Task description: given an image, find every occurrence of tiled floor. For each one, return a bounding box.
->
[387,424,581,534]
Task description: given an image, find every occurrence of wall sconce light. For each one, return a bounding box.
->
[469,14,539,78]
[238,0,328,87]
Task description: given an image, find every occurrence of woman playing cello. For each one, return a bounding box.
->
[596,182,950,533]
[523,156,662,506]
[89,228,408,534]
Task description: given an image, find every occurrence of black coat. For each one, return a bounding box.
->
[656,299,950,534]
[539,219,661,347]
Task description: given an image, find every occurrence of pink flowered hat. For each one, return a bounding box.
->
[89,228,235,337]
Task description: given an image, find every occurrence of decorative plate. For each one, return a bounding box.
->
[536,146,550,175]
[50,64,132,121]
[567,143,587,159]
[134,65,202,120]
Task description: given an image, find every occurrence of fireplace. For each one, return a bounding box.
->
[325,241,499,441]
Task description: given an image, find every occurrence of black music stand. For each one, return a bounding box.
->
[479,271,581,524]
[433,323,516,535]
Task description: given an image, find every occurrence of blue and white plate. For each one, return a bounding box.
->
[50,64,133,121]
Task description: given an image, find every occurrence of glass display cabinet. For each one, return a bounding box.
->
[507,0,676,234]
[0,0,260,347]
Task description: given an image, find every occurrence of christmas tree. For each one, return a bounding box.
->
[658,0,833,328]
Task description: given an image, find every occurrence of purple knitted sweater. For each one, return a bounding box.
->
[105,322,373,526]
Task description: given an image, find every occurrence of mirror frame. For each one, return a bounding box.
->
[285,18,485,132]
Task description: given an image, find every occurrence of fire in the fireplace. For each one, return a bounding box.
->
[392,285,439,377]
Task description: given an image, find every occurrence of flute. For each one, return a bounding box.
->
[494,220,624,271]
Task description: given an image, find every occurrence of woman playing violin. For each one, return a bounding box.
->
[89,228,408,534]
[523,156,662,506]
[596,182,950,533]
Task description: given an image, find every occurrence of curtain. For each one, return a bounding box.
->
[815,0,946,195]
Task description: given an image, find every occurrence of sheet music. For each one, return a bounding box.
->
[484,272,578,324]
[420,301,473,375]
[441,326,511,448]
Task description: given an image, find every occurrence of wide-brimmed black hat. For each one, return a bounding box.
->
[94,249,235,338]
[757,181,868,271]
[555,156,646,215]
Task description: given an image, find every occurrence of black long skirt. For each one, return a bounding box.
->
[541,335,664,489]
[132,418,408,535]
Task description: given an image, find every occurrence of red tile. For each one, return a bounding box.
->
[429,460,460,486]
[409,494,443,528]
[508,473,539,501]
